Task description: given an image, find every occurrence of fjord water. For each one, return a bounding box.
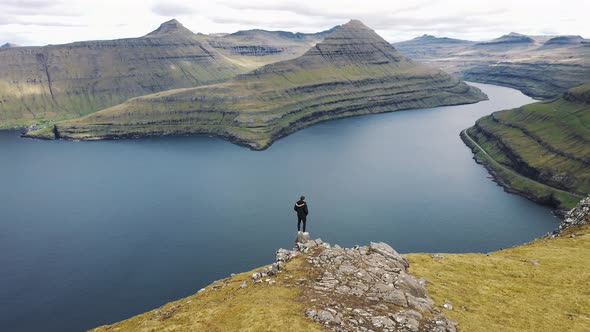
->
[0,83,558,331]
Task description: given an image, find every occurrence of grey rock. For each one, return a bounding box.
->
[442,301,453,310]
[560,197,590,230]
[382,290,408,307]
[239,281,247,289]
[276,248,292,262]
[296,231,311,243]
[369,242,409,268]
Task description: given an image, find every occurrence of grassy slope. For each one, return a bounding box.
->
[462,84,590,210]
[26,20,486,150]
[0,20,247,129]
[407,223,590,332]
[90,255,326,332]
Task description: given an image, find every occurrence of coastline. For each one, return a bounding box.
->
[460,129,581,213]
[22,94,486,151]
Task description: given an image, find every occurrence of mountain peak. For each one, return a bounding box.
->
[297,20,403,65]
[1,42,19,48]
[146,19,194,37]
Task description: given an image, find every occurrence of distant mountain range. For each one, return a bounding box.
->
[394,32,590,99]
[25,20,486,149]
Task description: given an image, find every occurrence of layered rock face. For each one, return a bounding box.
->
[463,84,590,209]
[0,20,245,128]
[27,20,486,149]
[205,29,330,69]
[394,33,590,99]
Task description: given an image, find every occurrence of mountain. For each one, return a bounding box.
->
[0,20,342,129]
[396,34,473,46]
[145,19,194,36]
[26,20,486,149]
[544,35,584,45]
[203,28,332,70]
[0,19,248,128]
[394,33,590,99]
[475,32,535,46]
[462,84,590,210]
[0,42,19,48]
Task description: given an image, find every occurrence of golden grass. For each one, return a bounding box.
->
[90,256,327,332]
[406,224,590,332]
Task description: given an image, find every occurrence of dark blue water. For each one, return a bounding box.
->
[0,83,558,331]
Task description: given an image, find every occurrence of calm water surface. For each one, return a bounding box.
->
[0,83,559,331]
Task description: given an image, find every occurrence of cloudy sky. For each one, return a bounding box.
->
[1,0,588,46]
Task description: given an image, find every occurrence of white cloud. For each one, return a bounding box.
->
[0,0,588,46]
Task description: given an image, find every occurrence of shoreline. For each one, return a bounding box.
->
[460,129,582,214]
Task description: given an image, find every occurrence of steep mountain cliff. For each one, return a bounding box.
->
[461,84,590,210]
[0,20,246,128]
[394,33,590,99]
[26,20,486,149]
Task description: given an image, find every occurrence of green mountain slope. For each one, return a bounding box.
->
[0,20,246,128]
[462,84,590,209]
[394,33,590,99]
[26,20,486,150]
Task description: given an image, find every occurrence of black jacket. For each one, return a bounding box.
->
[294,200,309,218]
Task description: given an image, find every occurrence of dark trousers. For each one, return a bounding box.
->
[298,216,307,232]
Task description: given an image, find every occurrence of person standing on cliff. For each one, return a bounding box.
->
[294,196,309,233]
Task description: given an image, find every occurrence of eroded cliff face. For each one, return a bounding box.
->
[462,84,590,210]
[28,20,486,149]
[0,20,245,128]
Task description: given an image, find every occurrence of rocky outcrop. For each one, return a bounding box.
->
[27,20,486,149]
[274,235,457,332]
[560,197,590,230]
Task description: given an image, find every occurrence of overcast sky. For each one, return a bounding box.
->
[1,0,589,46]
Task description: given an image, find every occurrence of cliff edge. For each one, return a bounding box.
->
[91,199,590,331]
[91,234,456,332]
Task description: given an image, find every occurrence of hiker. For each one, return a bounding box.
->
[294,196,309,232]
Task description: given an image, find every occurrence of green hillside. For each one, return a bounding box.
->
[0,20,246,128]
[26,20,486,150]
[462,84,590,210]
